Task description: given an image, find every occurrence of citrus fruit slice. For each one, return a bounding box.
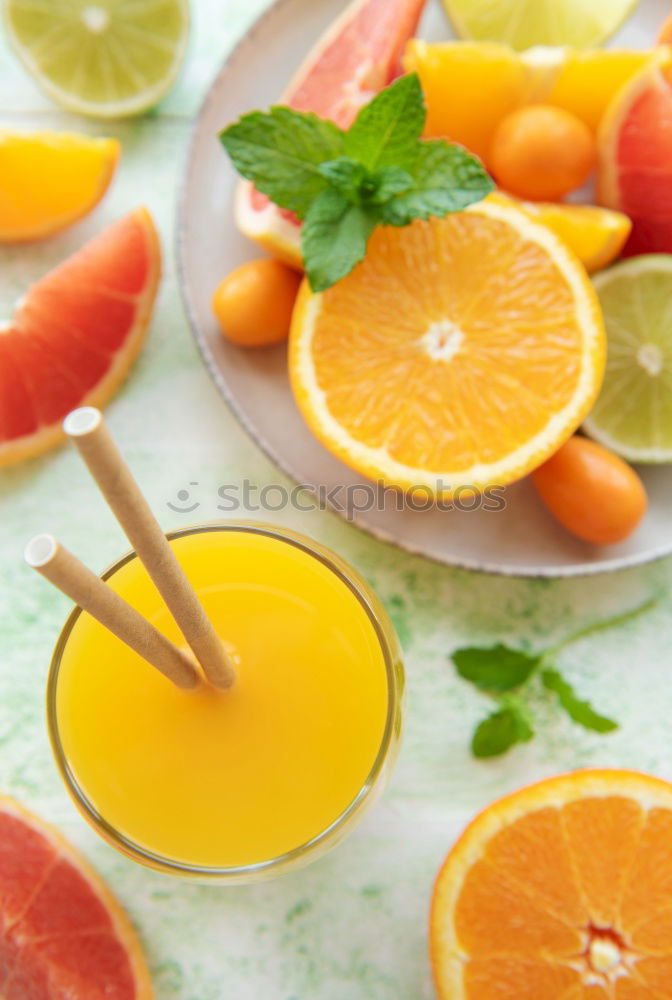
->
[583,255,672,463]
[404,41,657,160]
[440,0,638,51]
[4,0,189,118]
[431,769,672,1000]
[598,51,672,256]
[513,198,632,272]
[0,131,120,242]
[235,0,427,267]
[0,794,152,998]
[289,197,605,497]
[0,207,160,468]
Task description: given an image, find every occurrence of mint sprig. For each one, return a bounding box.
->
[452,596,659,758]
[220,73,494,292]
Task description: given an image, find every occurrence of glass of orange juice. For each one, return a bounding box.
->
[47,522,403,883]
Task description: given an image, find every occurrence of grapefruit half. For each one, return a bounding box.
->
[0,208,161,468]
[234,0,428,267]
[0,794,152,998]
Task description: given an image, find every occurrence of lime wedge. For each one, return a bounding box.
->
[441,0,638,50]
[4,0,190,118]
[583,255,672,463]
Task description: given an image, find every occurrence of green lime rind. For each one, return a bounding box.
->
[584,255,672,464]
[3,0,190,118]
[441,0,639,51]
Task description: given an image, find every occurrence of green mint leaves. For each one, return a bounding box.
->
[452,596,659,759]
[220,73,494,292]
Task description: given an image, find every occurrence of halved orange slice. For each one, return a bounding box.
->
[0,131,120,243]
[289,197,605,497]
[0,793,152,998]
[431,769,672,999]
[0,208,160,467]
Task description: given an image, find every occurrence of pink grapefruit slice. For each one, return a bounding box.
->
[234,0,428,267]
[598,51,672,256]
[0,208,161,468]
[0,795,152,999]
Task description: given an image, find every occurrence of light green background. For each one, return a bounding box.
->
[1,3,671,997]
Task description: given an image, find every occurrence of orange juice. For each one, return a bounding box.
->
[48,524,402,879]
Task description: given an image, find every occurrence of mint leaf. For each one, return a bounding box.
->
[542,669,618,734]
[381,140,495,226]
[367,166,414,204]
[301,189,377,292]
[345,72,425,171]
[453,644,540,693]
[318,157,367,199]
[220,107,344,218]
[472,707,534,759]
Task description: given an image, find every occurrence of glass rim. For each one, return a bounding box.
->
[46,520,401,878]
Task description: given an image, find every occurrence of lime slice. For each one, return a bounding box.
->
[583,255,672,463]
[441,0,638,50]
[4,0,190,118]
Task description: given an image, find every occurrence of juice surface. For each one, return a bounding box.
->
[55,528,390,868]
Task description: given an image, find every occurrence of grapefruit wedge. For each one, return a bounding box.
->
[0,794,152,998]
[0,208,160,468]
[598,50,672,255]
[234,0,428,267]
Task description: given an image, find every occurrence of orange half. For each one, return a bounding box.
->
[289,197,605,497]
[431,769,672,1000]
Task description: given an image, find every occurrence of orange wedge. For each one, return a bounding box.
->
[0,208,160,467]
[498,195,632,272]
[0,793,152,998]
[0,131,120,242]
[289,197,605,497]
[431,769,672,1000]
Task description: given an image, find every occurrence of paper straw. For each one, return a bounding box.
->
[63,408,236,690]
[25,535,200,690]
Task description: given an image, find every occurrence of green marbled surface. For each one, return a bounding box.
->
[1,2,671,997]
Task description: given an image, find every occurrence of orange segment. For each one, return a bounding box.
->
[0,207,160,467]
[507,197,632,272]
[465,957,580,999]
[0,131,120,242]
[0,794,152,998]
[455,859,584,957]
[430,770,672,1000]
[562,796,644,927]
[289,197,604,497]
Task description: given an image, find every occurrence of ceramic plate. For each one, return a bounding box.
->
[177,0,671,576]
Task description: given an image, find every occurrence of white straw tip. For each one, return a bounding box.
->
[63,407,102,437]
[25,534,58,568]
